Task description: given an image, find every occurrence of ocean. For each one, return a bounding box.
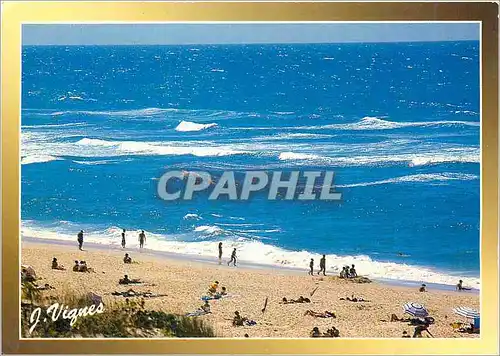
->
[21,42,480,288]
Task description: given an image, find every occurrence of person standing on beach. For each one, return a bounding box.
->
[77,230,84,250]
[121,229,126,249]
[228,248,237,266]
[139,230,146,249]
[308,258,314,275]
[218,242,223,264]
[318,255,326,276]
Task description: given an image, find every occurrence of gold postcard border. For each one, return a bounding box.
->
[1,1,498,355]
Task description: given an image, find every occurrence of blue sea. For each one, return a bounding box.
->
[21,42,480,287]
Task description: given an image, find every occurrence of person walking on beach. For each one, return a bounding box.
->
[139,230,146,249]
[121,229,126,249]
[77,230,84,250]
[228,248,237,266]
[318,255,326,276]
[308,258,314,275]
[218,242,223,264]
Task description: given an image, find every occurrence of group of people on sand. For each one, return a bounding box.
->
[310,326,340,338]
[339,264,357,279]
[51,257,94,273]
[207,281,228,298]
[218,242,238,267]
[72,260,94,273]
[76,229,147,251]
[308,256,358,278]
[48,255,94,274]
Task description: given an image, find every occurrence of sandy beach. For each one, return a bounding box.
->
[21,239,480,338]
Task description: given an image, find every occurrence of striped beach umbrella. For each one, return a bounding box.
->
[403,302,429,318]
[452,306,480,319]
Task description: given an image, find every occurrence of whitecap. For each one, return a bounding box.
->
[175,121,218,132]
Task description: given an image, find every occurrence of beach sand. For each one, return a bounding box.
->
[21,239,479,338]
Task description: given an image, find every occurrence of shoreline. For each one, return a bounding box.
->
[22,236,479,293]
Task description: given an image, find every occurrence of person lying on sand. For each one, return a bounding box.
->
[201,300,211,313]
[409,317,435,326]
[304,310,336,318]
[185,302,212,317]
[340,295,370,302]
[281,296,311,304]
[380,314,411,322]
[123,253,132,264]
[119,275,142,285]
[36,283,55,291]
[51,258,65,270]
[389,314,411,322]
[112,289,166,298]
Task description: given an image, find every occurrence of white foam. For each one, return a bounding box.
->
[21,221,480,288]
[76,138,117,147]
[277,149,479,167]
[279,152,321,161]
[194,225,225,235]
[72,159,120,166]
[255,133,332,141]
[320,117,480,131]
[21,155,62,165]
[175,121,218,132]
[231,117,480,132]
[183,213,202,220]
[36,138,250,158]
[22,123,89,129]
[337,173,479,188]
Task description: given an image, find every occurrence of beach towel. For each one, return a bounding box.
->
[201,295,222,301]
[185,310,211,317]
[201,294,236,301]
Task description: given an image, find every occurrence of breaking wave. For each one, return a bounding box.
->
[175,121,218,132]
[21,221,480,288]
